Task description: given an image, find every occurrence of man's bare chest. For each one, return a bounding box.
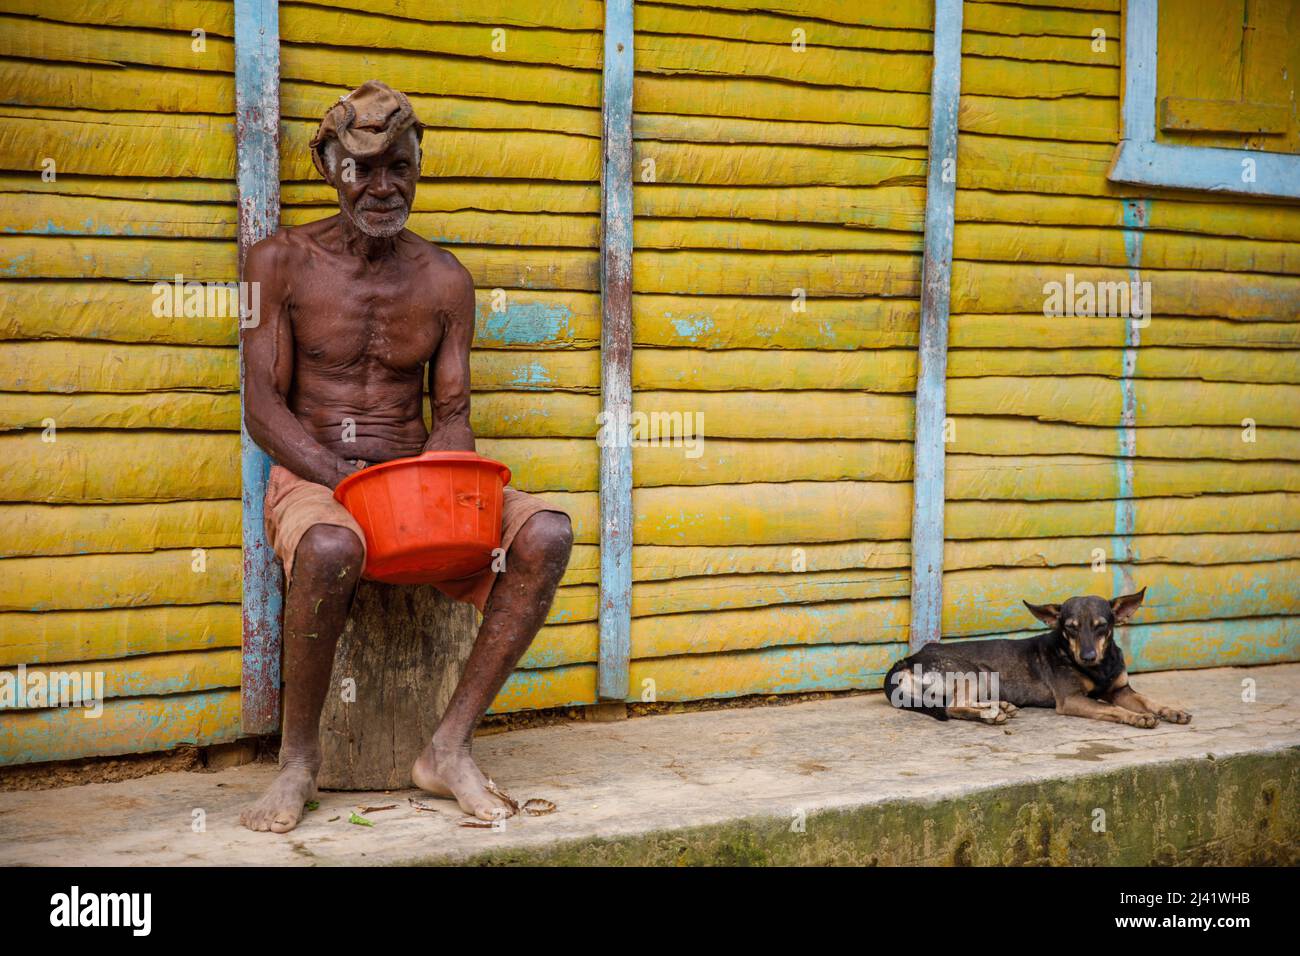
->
[289,274,443,373]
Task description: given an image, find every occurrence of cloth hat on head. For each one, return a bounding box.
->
[309,80,425,180]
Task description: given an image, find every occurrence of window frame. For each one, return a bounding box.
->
[1108,0,1300,200]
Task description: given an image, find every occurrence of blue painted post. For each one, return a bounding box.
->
[1110,2,1150,601]
[235,0,284,734]
[1118,0,1159,145]
[1112,198,1149,601]
[597,0,634,700]
[909,0,964,652]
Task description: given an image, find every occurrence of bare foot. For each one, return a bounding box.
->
[411,743,514,821]
[240,764,317,834]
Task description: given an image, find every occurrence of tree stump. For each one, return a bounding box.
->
[317,580,478,791]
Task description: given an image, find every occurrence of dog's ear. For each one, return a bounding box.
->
[1110,587,1146,624]
[1023,600,1061,627]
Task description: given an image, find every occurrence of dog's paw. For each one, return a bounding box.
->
[999,701,1019,718]
[1157,707,1191,724]
[1126,712,1159,729]
[979,703,1008,725]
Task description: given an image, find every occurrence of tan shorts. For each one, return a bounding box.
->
[263,464,567,613]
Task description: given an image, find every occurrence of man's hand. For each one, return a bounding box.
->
[421,432,475,454]
[328,458,370,490]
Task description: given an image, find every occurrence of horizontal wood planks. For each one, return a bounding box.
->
[0,0,246,763]
[0,0,613,759]
[944,0,1300,676]
[2,0,1296,756]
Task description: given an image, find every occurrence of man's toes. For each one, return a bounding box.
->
[472,802,512,823]
[456,786,513,822]
[270,812,299,834]
[241,808,269,832]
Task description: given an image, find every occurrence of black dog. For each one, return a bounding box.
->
[883,588,1191,728]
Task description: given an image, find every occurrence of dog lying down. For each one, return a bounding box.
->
[884,588,1192,728]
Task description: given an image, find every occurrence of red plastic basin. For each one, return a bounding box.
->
[333,451,511,585]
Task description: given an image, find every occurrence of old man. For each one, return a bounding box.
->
[239,81,573,832]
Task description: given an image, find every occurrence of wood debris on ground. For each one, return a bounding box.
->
[455,782,557,828]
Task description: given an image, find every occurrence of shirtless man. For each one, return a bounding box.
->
[239,81,573,833]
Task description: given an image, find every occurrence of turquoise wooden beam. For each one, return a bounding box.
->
[597,0,635,700]
[909,0,964,651]
[235,0,284,734]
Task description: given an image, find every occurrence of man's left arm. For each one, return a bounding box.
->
[423,263,477,453]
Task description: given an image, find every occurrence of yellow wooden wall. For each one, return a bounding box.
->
[945,0,1300,669]
[0,0,247,762]
[498,0,937,709]
[502,0,1300,709]
[1156,0,1300,155]
[0,0,609,761]
[2,0,1296,764]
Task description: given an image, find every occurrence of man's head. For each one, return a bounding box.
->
[310,80,424,238]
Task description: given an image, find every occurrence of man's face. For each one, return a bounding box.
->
[332,132,420,238]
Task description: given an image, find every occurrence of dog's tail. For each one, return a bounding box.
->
[883,657,949,721]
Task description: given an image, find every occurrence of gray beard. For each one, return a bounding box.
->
[343,199,409,238]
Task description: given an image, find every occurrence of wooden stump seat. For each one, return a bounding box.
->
[317,580,477,791]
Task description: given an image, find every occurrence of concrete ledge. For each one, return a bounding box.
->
[0,664,1296,866]
[452,750,1296,866]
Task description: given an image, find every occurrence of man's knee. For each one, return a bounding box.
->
[511,511,573,573]
[294,524,365,580]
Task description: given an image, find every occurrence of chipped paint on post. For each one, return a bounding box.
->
[235,0,284,734]
[909,0,964,651]
[1112,198,1149,599]
[598,0,635,700]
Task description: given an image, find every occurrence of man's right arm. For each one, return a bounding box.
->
[241,235,358,489]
